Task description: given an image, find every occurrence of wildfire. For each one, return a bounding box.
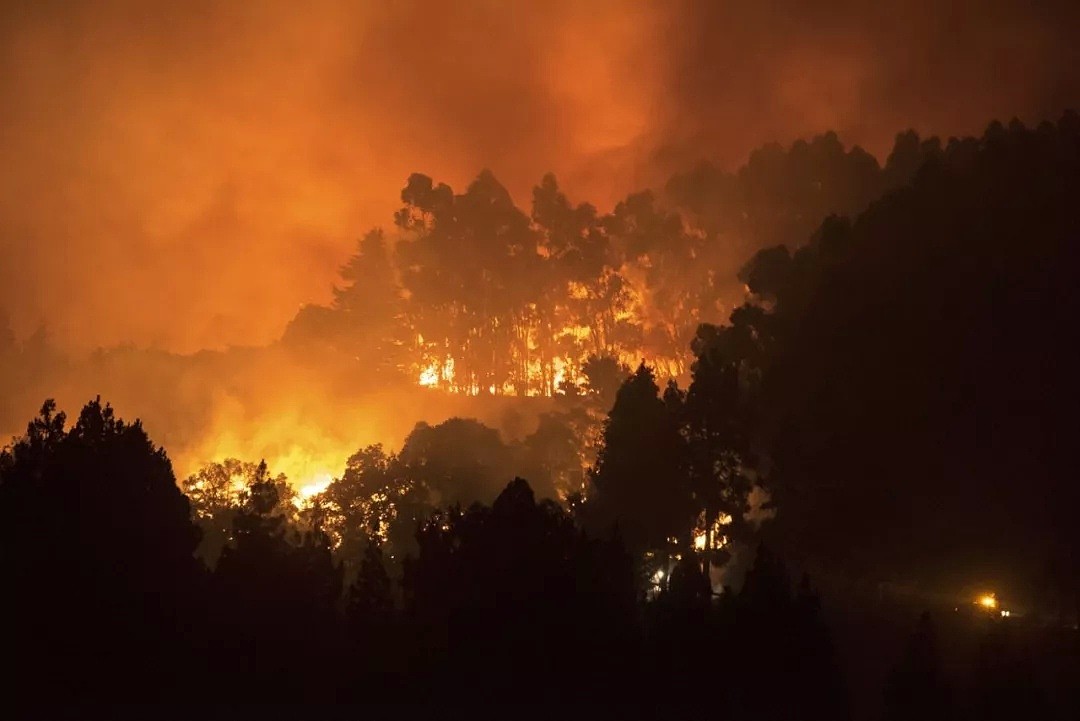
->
[693,512,733,551]
[295,472,333,507]
[417,356,456,389]
[418,364,439,387]
[693,532,708,551]
[977,593,998,611]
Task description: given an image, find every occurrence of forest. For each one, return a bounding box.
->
[2,114,1079,718]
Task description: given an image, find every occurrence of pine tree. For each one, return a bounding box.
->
[588,362,691,551]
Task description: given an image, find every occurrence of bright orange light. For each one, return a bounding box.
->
[977,593,998,610]
[691,513,733,552]
[294,473,333,508]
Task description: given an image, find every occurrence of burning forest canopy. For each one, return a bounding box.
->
[2,3,1080,714]
[1,128,954,484]
[3,113,1079,715]
[2,0,1078,503]
[0,0,1078,598]
[2,114,1079,590]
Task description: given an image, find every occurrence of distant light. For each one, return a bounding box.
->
[1000,610,1010,618]
[977,593,998,610]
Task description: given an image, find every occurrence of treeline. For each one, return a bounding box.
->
[281,129,941,395]
[181,349,763,583]
[1,397,1063,718]
[0,395,809,716]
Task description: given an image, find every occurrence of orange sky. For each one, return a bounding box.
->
[1,0,1076,353]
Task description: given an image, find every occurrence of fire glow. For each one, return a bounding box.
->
[296,473,333,508]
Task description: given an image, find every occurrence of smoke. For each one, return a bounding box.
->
[2,0,1076,352]
[0,0,668,351]
[658,0,1080,170]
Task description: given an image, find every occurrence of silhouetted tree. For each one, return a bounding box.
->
[320,444,426,580]
[402,477,636,705]
[0,398,205,703]
[397,417,515,506]
[725,547,847,721]
[680,334,757,544]
[581,353,630,409]
[343,537,399,678]
[182,457,295,566]
[586,363,692,552]
[213,464,342,697]
[520,409,589,500]
[743,113,1080,587]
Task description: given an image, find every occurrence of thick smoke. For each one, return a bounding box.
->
[659,0,1080,170]
[2,0,1077,351]
[0,0,667,351]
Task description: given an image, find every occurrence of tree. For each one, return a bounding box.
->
[604,190,706,373]
[282,228,408,377]
[347,538,394,624]
[586,363,692,551]
[0,398,205,703]
[320,444,428,580]
[333,228,408,372]
[402,477,636,704]
[181,458,295,567]
[530,173,607,395]
[397,417,514,507]
[213,465,342,696]
[520,409,589,501]
[755,114,1080,585]
[395,170,541,394]
[581,353,630,409]
[681,331,757,545]
[342,537,399,677]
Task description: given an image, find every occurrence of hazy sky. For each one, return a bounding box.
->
[2,0,1077,352]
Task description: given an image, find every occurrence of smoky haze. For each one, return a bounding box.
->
[1,0,1077,352]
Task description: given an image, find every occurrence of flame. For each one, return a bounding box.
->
[406,271,673,398]
[418,363,439,388]
[692,512,733,552]
[295,472,333,507]
[171,388,378,500]
[977,593,998,610]
[417,356,456,389]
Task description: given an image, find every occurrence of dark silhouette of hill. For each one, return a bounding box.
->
[726,114,1079,604]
